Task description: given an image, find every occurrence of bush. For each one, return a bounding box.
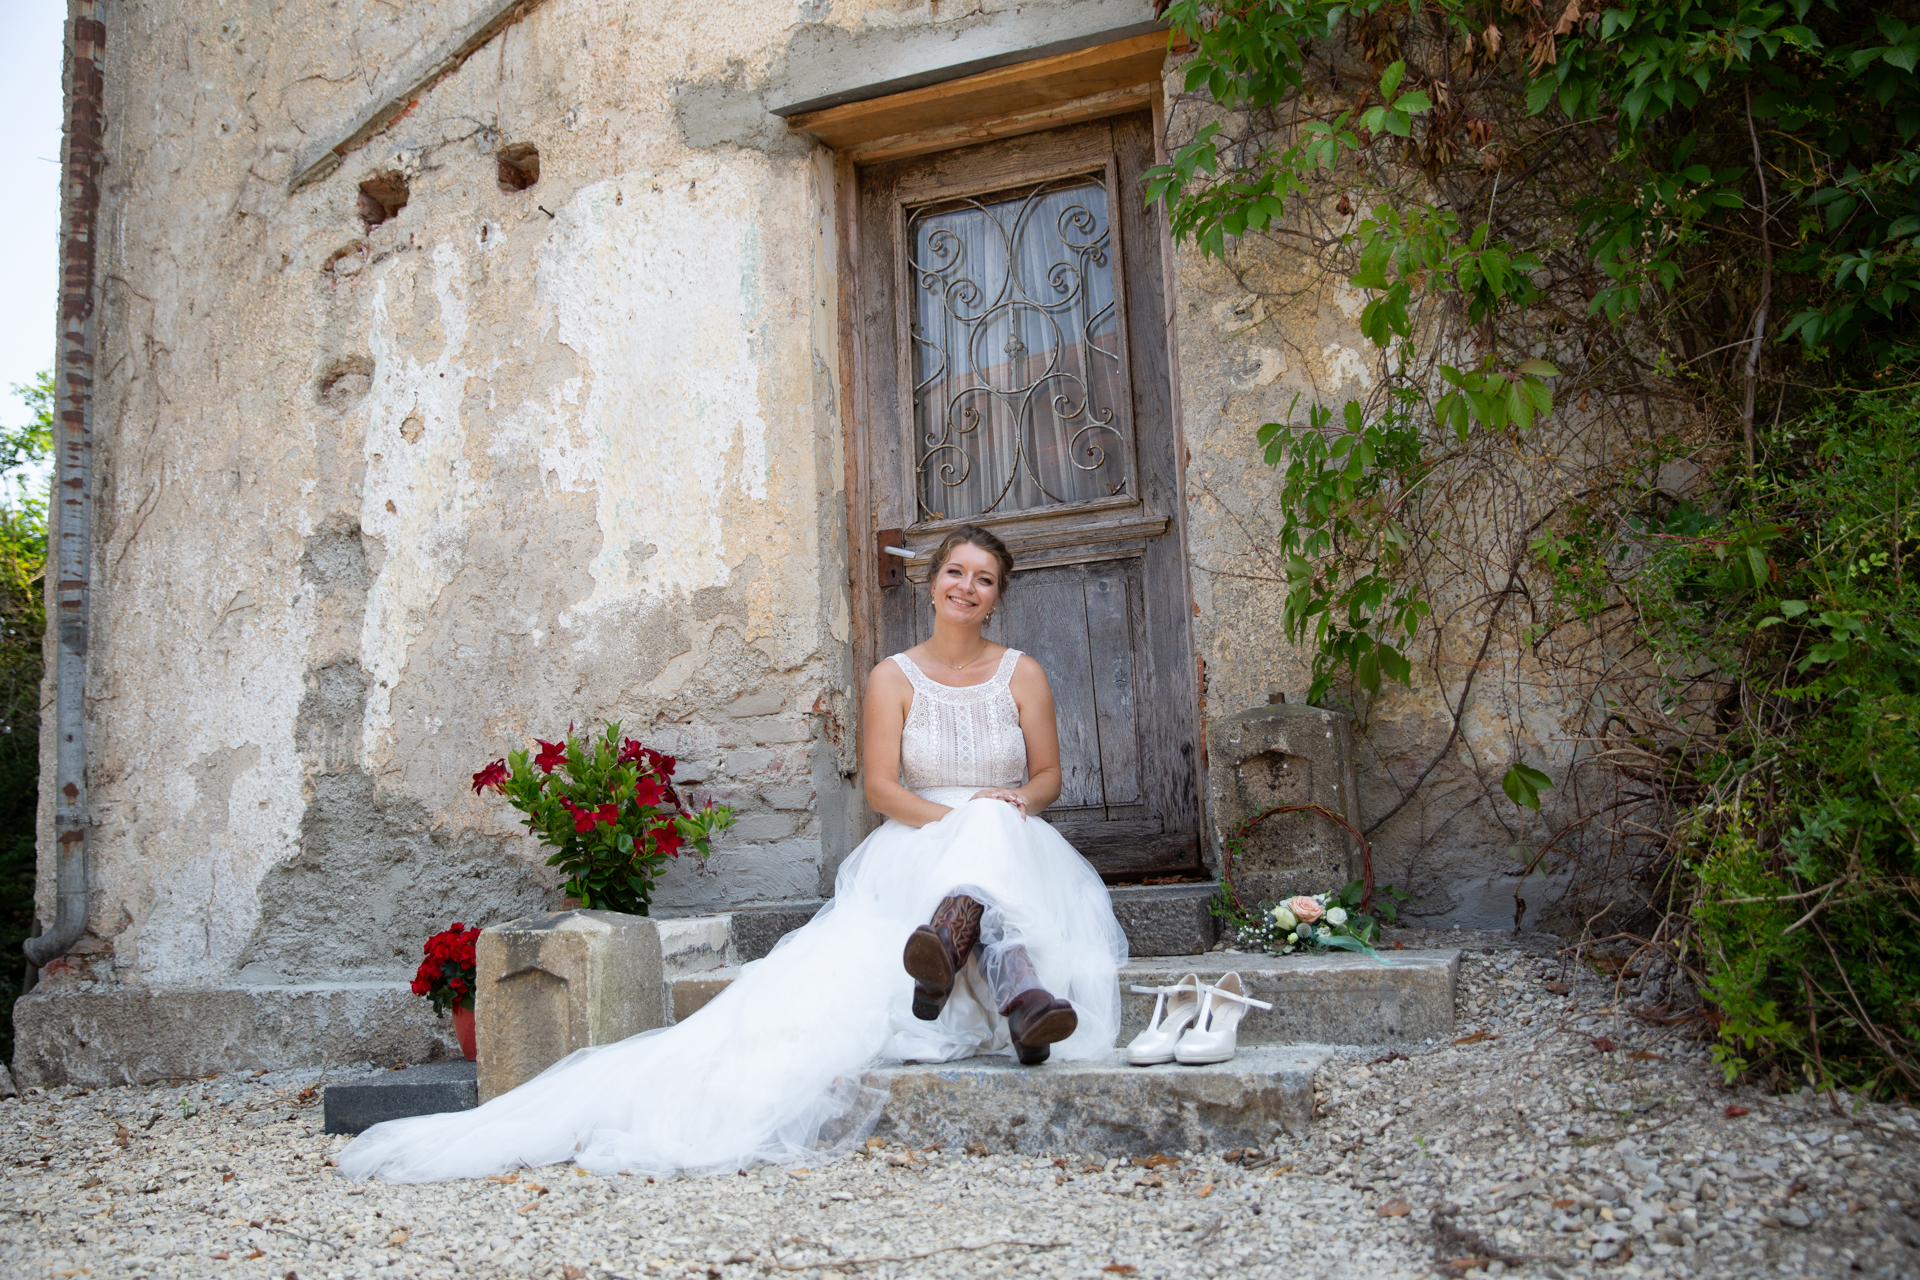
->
[0,370,50,1070]
[1680,393,1920,1096]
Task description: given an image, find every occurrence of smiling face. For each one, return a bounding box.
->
[930,541,1004,630]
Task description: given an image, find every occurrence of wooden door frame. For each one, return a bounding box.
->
[814,49,1207,872]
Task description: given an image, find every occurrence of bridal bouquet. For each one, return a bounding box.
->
[1234,880,1412,963]
[473,722,735,916]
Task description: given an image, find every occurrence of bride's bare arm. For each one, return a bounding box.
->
[861,660,956,828]
[1005,655,1063,816]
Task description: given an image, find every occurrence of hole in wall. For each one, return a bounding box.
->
[317,356,374,412]
[357,171,410,227]
[495,143,540,193]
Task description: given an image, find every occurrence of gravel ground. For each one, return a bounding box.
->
[6,946,1919,1280]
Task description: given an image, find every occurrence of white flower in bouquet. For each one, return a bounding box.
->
[1316,925,1332,939]
[1271,906,1299,931]
[1286,932,1299,943]
[1326,906,1349,927]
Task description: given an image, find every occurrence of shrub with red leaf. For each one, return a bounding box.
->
[412,922,482,1016]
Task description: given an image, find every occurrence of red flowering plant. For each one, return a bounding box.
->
[412,922,482,1015]
[472,722,734,916]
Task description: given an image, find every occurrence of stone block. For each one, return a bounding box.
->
[1206,703,1361,901]
[322,1060,478,1135]
[868,1045,1331,1155]
[671,969,738,1023]
[1107,883,1218,956]
[11,982,461,1087]
[1120,950,1457,1046]
[475,910,664,1103]
[727,902,824,961]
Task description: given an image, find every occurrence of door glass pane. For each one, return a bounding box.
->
[908,175,1131,522]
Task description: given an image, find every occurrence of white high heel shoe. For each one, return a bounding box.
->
[1174,972,1273,1065]
[1124,973,1203,1065]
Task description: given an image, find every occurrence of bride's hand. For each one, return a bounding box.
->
[970,788,1028,818]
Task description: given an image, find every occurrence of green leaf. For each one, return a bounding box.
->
[1526,77,1555,116]
[1501,763,1555,811]
[1393,90,1432,114]
[1378,59,1406,100]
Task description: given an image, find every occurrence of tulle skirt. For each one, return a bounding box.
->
[336,794,1129,1182]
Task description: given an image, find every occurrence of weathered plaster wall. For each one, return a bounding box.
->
[41,0,898,995]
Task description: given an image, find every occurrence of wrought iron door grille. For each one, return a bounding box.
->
[907,174,1132,522]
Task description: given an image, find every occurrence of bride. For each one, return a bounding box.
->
[338,525,1130,1182]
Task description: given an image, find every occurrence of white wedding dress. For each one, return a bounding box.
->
[339,649,1129,1182]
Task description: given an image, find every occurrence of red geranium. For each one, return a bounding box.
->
[471,759,509,794]
[534,738,569,774]
[412,922,481,1015]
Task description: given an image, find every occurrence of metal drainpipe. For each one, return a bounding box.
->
[24,1,103,969]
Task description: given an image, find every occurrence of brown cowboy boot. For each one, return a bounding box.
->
[901,895,985,1020]
[1002,988,1079,1066]
[992,943,1078,1065]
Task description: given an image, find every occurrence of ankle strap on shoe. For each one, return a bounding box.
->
[1197,982,1274,1011]
[1127,983,1199,996]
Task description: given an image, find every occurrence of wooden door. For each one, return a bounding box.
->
[850,113,1202,878]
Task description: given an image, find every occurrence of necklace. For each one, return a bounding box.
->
[927,643,989,673]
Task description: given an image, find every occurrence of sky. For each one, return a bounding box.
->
[0,0,66,432]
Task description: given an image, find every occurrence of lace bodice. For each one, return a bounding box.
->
[892,649,1027,793]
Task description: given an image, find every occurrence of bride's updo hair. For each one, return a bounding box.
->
[929,524,1015,592]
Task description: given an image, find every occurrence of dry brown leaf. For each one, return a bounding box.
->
[210,1251,230,1260]
[1133,1153,1181,1169]
[1454,1031,1498,1045]
[245,1249,264,1260]
[1378,1197,1412,1217]
[1628,1050,1664,1061]
[78,1176,103,1189]
[1196,1182,1214,1198]
[1100,1267,1137,1276]
[388,1229,408,1246]
[1554,0,1584,35]
[1552,1198,1577,1208]
[1544,981,1570,995]
[1482,23,1503,57]
[563,1268,587,1280]
[487,1173,519,1184]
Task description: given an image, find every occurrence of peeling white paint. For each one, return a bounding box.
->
[536,159,774,609]
[359,241,482,765]
[1319,342,1374,391]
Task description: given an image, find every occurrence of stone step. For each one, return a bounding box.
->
[323,1059,478,1136]
[867,1045,1331,1154]
[321,1047,1330,1155]
[672,949,1458,1044]
[680,881,1220,966]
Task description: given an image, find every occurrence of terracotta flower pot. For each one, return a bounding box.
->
[451,1004,477,1061]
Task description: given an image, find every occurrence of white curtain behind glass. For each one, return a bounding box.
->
[909,176,1130,522]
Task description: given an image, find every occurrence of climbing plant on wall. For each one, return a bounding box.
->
[1148,1,1920,1093]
